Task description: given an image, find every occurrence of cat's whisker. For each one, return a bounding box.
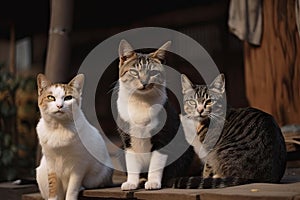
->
[110,80,119,87]
[105,80,120,95]
[107,85,120,95]
[208,113,225,125]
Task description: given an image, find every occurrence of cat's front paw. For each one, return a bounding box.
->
[121,181,138,191]
[48,197,58,200]
[144,181,161,190]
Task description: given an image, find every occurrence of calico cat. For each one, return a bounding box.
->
[168,73,287,189]
[116,39,194,190]
[36,74,113,200]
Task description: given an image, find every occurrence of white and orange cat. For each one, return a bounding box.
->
[36,74,113,200]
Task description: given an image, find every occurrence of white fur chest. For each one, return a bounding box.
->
[117,85,164,136]
[118,93,157,125]
[36,118,77,149]
[117,83,167,154]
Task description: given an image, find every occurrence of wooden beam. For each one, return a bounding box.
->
[44,0,74,83]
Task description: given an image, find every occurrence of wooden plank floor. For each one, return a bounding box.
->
[22,182,300,200]
[22,167,300,200]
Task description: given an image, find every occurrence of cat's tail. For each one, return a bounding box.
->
[166,176,252,189]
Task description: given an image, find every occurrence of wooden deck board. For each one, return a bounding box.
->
[133,188,201,200]
[22,182,300,200]
[0,182,39,200]
[22,193,44,200]
[199,182,300,200]
[83,187,136,199]
[294,195,300,200]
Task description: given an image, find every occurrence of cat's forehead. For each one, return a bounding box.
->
[185,85,208,99]
[119,53,162,76]
[134,54,161,69]
[47,84,73,96]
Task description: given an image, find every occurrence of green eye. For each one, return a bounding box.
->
[149,70,160,77]
[205,99,212,106]
[129,69,139,76]
[47,95,55,101]
[64,95,73,101]
[187,99,197,106]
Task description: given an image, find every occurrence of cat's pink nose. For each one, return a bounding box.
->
[56,104,63,109]
[197,104,204,114]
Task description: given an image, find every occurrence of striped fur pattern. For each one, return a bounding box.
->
[171,73,287,189]
[168,176,251,189]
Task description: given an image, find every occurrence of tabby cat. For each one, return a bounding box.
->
[169,73,287,188]
[36,74,113,200]
[116,39,194,190]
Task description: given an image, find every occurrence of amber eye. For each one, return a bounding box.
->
[129,69,139,77]
[64,95,73,101]
[47,95,55,101]
[187,99,197,106]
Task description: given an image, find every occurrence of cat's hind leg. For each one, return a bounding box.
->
[36,156,49,199]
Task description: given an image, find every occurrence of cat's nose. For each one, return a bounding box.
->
[56,104,63,109]
[140,81,148,88]
[197,104,204,114]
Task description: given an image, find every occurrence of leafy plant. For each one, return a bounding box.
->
[0,64,38,182]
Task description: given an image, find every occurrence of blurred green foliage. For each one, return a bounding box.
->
[0,64,38,182]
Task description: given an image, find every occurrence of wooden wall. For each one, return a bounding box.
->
[244,0,300,126]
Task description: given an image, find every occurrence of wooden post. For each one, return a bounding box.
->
[44,0,74,83]
[244,0,300,126]
[37,0,74,166]
[9,23,15,74]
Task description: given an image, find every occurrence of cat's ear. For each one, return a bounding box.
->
[209,73,225,94]
[181,74,194,94]
[150,41,171,61]
[37,73,51,96]
[118,39,135,66]
[69,74,85,95]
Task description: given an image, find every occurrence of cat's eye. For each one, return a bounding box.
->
[187,99,197,106]
[64,95,73,101]
[205,99,212,106]
[47,95,55,101]
[129,69,139,77]
[149,70,160,77]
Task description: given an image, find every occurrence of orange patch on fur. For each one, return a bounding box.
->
[48,172,57,198]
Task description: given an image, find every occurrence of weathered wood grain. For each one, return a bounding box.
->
[244,0,300,126]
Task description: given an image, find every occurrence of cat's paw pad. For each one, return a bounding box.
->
[144,181,161,190]
[121,182,138,191]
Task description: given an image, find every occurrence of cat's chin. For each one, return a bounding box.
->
[50,111,68,118]
[54,110,65,115]
[137,83,154,91]
[135,88,153,94]
[134,87,156,95]
[192,116,208,122]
